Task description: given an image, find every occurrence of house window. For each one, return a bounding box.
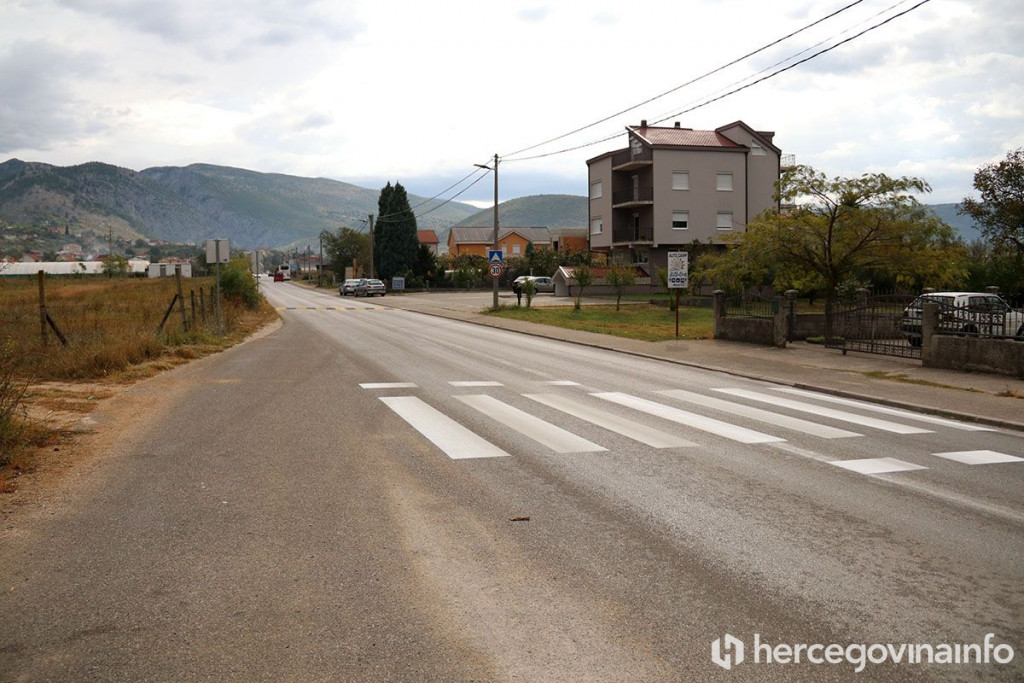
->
[672,171,689,190]
[590,180,602,200]
[751,143,766,156]
[590,218,603,235]
[634,248,649,264]
[672,211,689,230]
[512,244,521,255]
[716,212,734,230]
[630,137,643,158]
[716,173,733,191]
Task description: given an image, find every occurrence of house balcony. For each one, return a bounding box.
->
[612,224,654,245]
[612,186,654,208]
[611,148,653,171]
[781,153,797,170]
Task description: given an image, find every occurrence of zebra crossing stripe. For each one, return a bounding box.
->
[524,394,696,448]
[379,396,510,460]
[713,389,932,435]
[774,388,994,431]
[450,381,504,387]
[932,450,1023,465]
[456,395,606,453]
[831,458,927,475]
[657,389,860,439]
[592,392,784,444]
[360,382,418,389]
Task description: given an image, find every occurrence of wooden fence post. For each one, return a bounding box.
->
[199,287,206,324]
[175,265,189,332]
[38,270,47,347]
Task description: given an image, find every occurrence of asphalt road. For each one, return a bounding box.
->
[2,282,1022,682]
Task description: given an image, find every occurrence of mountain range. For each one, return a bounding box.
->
[0,158,978,250]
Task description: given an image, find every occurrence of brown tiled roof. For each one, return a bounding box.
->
[417,230,439,244]
[631,125,743,148]
[449,227,552,244]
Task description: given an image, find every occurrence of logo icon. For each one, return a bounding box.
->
[711,634,745,670]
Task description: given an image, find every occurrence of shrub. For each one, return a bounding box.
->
[218,258,261,309]
[0,337,29,466]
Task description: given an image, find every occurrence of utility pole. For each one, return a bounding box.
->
[475,154,500,311]
[318,236,323,287]
[368,214,375,278]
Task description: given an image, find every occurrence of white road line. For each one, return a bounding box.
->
[658,389,861,439]
[379,396,510,460]
[539,380,581,386]
[449,381,504,387]
[713,389,933,435]
[592,392,784,444]
[831,458,928,475]
[524,394,696,448]
[456,395,607,453]
[360,382,418,389]
[774,387,995,431]
[932,450,1024,465]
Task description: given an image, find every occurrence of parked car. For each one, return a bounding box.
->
[901,292,1024,346]
[273,271,285,282]
[354,278,386,297]
[512,275,555,294]
[339,279,361,296]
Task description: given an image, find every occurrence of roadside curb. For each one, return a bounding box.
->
[377,298,1024,434]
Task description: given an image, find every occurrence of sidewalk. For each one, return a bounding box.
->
[378,291,1024,432]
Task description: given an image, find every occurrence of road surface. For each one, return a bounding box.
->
[2,282,1022,681]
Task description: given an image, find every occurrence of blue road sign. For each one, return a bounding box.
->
[488,249,503,264]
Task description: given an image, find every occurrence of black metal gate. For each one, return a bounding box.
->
[825,293,921,359]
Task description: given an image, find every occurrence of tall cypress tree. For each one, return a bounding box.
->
[374,181,419,282]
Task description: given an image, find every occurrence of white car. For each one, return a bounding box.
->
[512,276,554,294]
[901,292,1024,346]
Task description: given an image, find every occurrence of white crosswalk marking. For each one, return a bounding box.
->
[456,395,607,453]
[450,381,504,387]
[379,396,510,460]
[361,382,418,389]
[774,388,994,431]
[933,450,1023,465]
[523,394,696,448]
[592,392,784,444]
[832,458,928,475]
[713,389,933,435]
[657,389,860,439]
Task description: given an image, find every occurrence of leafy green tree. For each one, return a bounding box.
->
[374,182,419,282]
[572,264,593,311]
[605,264,636,311]
[702,165,967,325]
[102,254,129,278]
[219,257,261,309]
[521,277,537,309]
[959,148,1024,286]
[321,227,370,276]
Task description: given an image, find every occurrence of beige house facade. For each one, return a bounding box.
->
[587,120,784,274]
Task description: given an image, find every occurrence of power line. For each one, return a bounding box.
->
[502,0,869,161]
[507,0,932,163]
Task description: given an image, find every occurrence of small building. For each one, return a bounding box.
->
[447,227,552,258]
[417,230,440,255]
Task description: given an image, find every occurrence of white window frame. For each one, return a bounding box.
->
[672,211,689,230]
[672,171,689,191]
[751,143,766,156]
[590,217,603,235]
[512,244,521,255]
[716,212,734,230]
[590,180,603,200]
[716,172,734,191]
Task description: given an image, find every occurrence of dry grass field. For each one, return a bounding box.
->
[0,273,277,486]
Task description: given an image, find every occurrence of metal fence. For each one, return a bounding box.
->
[933,296,1024,340]
[825,292,921,359]
[723,295,778,319]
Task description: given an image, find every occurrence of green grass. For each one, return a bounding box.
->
[486,304,714,342]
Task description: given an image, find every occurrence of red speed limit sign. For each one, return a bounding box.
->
[489,264,503,277]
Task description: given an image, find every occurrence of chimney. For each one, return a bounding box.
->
[674,121,681,128]
[640,119,647,127]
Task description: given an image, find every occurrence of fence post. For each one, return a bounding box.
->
[190,289,197,326]
[37,270,48,347]
[785,289,798,342]
[199,287,206,324]
[175,265,189,332]
[713,290,725,339]
[921,301,938,365]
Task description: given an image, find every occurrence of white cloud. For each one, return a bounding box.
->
[1,0,1021,204]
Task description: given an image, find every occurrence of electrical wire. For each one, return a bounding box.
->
[502,0,869,161]
[506,0,932,163]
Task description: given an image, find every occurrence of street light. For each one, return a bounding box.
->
[475,153,499,311]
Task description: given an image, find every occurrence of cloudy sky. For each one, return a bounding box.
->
[2,0,1021,206]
